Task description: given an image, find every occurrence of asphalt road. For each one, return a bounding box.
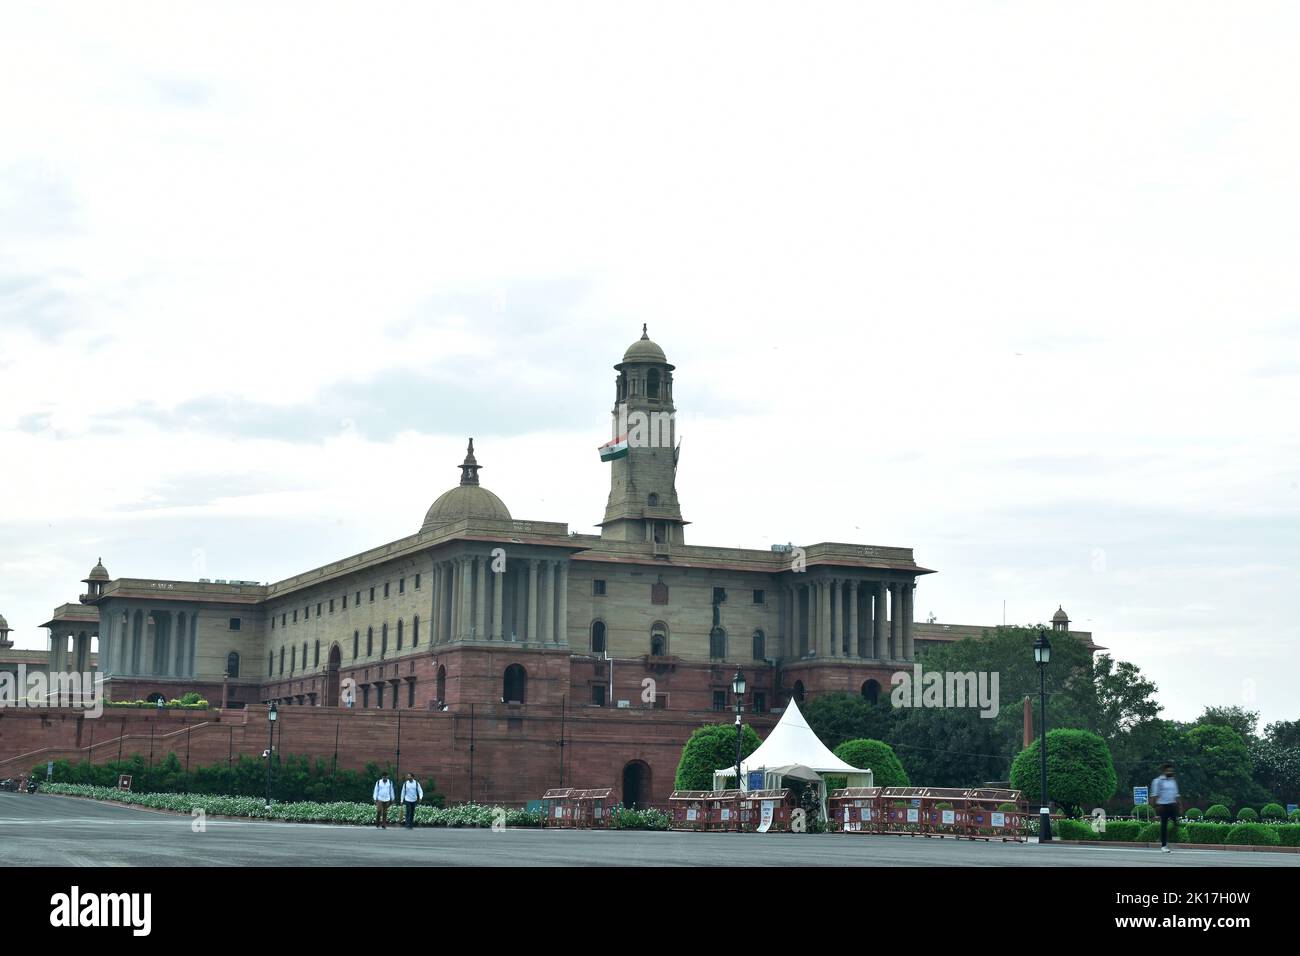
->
[2,792,1295,867]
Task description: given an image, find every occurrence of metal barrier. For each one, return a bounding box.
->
[541,788,576,828]
[829,786,1027,841]
[669,790,715,831]
[571,787,614,829]
[734,789,795,832]
[670,789,796,832]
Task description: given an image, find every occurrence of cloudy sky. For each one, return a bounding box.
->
[2,2,1297,725]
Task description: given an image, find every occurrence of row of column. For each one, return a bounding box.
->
[431,555,569,645]
[779,578,914,661]
[47,629,95,673]
[99,607,198,678]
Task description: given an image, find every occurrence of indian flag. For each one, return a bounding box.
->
[599,434,629,462]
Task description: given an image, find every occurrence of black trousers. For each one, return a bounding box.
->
[1158,803,1177,845]
[404,801,417,827]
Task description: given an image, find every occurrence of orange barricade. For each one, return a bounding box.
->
[830,786,1027,842]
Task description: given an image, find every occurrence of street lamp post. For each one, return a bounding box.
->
[731,667,746,792]
[1033,629,1052,843]
[265,702,278,809]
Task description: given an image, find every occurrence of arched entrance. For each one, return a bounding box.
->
[861,679,881,704]
[326,644,341,706]
[792,680,805,705]
[622,760,651,809]
[503,664,527,704]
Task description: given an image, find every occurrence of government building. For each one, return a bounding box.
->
[4,329,1094,805]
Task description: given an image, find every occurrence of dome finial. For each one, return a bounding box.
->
[459,437,481,486]
[641,323,648,339]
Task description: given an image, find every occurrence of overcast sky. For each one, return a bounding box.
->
[2,2,1297,726]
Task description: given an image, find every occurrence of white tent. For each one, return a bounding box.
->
[712,698,874,792]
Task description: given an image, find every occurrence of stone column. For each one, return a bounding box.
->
[555,561,569,644]
[474,557,487,641]
[460,557,473,641]
[904,582,916,659]
[449,560,460,642]
[540,561,553,643]
[848,581,859,658]
[888,584,900,659]
[875,583,887,659]
[189,613,198,676]
[144,613,156,675]
[833,585,842,657]
[492,561,504,640]
[170,612,182,676]
[527,559,539,642]
[817,579,830,657]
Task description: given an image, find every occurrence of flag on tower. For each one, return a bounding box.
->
[598,434,630,462]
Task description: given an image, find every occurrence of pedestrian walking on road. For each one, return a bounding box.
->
[401,773,424,829]
[373,772,395,829]
[1151,764,1180,852]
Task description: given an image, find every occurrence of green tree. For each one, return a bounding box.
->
[832,739,909,787]
[1178,723,1269,809]
[674,723,762,790]
[1195,706,1260,743]
[1010,728,1117,817]
[803,693,894,750]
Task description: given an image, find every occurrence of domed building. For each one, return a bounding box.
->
[23,329,1094,808]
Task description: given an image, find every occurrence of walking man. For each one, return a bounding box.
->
[1151,763,1180,852]
[400,772,424,829]
[373,771,395,829]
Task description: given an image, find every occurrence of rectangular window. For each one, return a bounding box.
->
[281,613,286,626]
[292,610,297,623]
[229,618,241,631]
[399,578,405,594]
[384,582,390,599]
[414,574,421,590]
[329,599,335,613]
[356,591,361,605]
[377,684,384,709]
[369,587,375,603]
[316,602,322,617]
[752,589,765,605]
[592,579,606,596]
[271,616,276,630]
[712,690,726,712]
[652,694,668,710]
[343,594,348,609]
[753,691,767,713]
[591,684,606,706]
[408,681,416,708]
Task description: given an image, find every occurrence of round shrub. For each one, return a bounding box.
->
[1205,804,1231,822]
[1099,820,1143,842]
[1185,807,1203,820]
[1291,808,1300,822]
[1131,804,1154,820]
[673,722,762,790]
[831,739,909,788]
[1236,807,1259,822]
[1260,803,1286,821]
[1055,818,1094,841]
[1224,823,1280,846]
[1009,729,1117,817]
[1275,825,1300,847]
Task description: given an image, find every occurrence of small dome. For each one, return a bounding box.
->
[1052,606,1069,623]
[0,613,9,630]
[420,439,513,532]
[621,324,668,365]
[85,558,110,582]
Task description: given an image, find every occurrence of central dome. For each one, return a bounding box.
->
[421,439,513,533]
[621,323,669,365]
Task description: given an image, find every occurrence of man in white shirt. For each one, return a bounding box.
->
[1150,764,1181,852]
[373,772,395,829]
[400,773,424,829]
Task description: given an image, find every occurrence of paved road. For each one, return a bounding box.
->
[2,793,1295,866]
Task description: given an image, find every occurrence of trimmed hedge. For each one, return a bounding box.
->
[1224,823,1279,846]
[1292,809,1300,823]
[1131,804,1154,820]
[1205,804,1231,821]
[674,723,762,790]
[1095,819,1144,843]
[608,807,671,831]
[1010,729,1117,817]
[1185,822,1231,844]
[1056,819,1096,841]
[1277,825,1300,847]
[40,783,545,828]
[1260,803,1286,821]
[1184,807,1203,820]
[1236,807,1259,822]
[1138,821,1181,844]
[831,739,910,789]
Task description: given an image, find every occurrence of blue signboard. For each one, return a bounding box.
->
[747,771,765,792]
[1133,786,1149,806]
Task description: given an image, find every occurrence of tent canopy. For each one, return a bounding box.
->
[714,698,869,780]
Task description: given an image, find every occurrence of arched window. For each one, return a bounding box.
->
[302,642,307,669]
[591,620,606,654]
[793,680,806,704]
[709,627,726,660]
[861,679,881,704]
[650,622,668,657]
[435,665,446,703]
[279,647,285,675]
[397,619,403,650]
[381,622,388,655]
[291,646,297,672]
[268,652,273,677]
[314,640,319,667]
[413,615,420,647]
[352,631,359,660]
[503,664,527,704]
[647,492,659,507]
[367,627,373,656]
[227,651,240,679]
[752,629,765,660]
[647,368,661,399]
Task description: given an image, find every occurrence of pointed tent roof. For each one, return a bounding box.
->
[717,698,868,778]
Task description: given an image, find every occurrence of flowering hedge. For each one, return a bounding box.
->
[41,783,542,828]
